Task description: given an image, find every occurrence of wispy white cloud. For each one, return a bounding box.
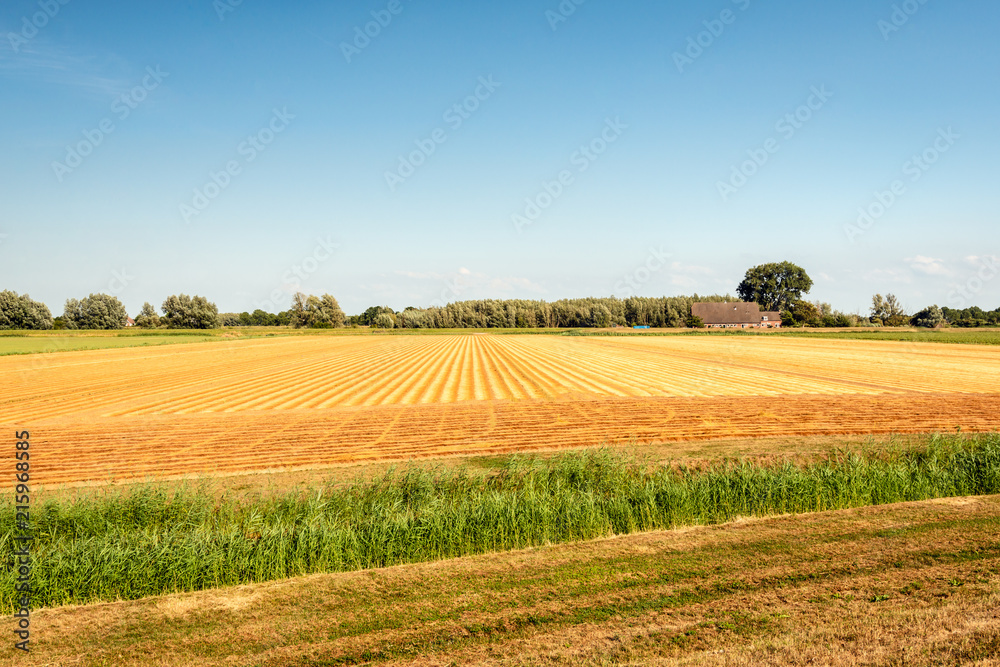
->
[862,268,913,284]
[0,41,134,97]
[906,255,952,276]
[965,255,999,267]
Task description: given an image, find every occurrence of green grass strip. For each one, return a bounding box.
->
[2,433,998,611]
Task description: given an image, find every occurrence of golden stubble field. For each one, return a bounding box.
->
[2,334,999,484]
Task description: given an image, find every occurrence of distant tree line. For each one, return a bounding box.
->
[50,294,220,330]
[219,293,346,329]
[218,310,293,328]
[220,292,1000,331]
[941,306,1000,328]
[2,261,999,331]
[351,296,739,330]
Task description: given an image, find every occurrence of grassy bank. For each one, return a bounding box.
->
[21,495,999,666]
[3,434,998,612]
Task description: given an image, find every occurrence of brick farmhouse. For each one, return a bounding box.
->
[692,302,783,329]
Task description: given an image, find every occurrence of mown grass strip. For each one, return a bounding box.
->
[16,495,1000,666]
[2,433,999,612]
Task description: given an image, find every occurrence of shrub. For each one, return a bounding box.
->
[134,302,161,329]
[912,305,945,328]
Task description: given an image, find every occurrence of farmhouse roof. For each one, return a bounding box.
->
[761,311,782,322]
[692,302,762,325]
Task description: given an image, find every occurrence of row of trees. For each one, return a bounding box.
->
[219,294,348,329]
[3,261,999,330]
[50,294,219,330]
[865,295,1000,329]
[778,296,999,329]
[349,296,738,330]
[219,310,293,327]
[941,306,1000,328]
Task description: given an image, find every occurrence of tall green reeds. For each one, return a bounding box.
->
[3,433,998,612]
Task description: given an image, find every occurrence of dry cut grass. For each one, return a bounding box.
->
[2,334,999,484]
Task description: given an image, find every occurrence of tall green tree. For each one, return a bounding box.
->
[291,293,346,328]
[911,305,944,328]
[736,262,814,311]
[250,309,273,326]
[0,290,53,330]
[590,304,612,328]
[161,294,220,329]
[785,300,822,327]
[373,312,395,329]
[871,293,908,326]
[63,294,128,330]
[134,302,161,329]
[359,305,395,326]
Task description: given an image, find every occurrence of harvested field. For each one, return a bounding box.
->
[2,335,998,484]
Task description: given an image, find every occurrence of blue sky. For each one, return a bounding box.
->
[1,0,997,316]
